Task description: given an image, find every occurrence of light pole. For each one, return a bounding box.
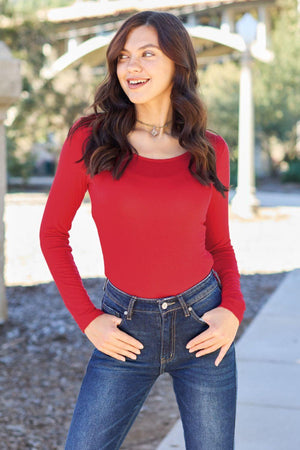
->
[231,13,260,219]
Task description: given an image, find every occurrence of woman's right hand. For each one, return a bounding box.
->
[84,314,144,361]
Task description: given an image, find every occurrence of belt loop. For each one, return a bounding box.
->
[125,297,136,320]
[212,269,222,289]
[103,278,108,291]
[177,294,190,317]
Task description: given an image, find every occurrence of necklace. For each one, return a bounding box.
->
[136,119,172,137]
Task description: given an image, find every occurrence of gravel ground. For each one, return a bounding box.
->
[0,272,286,450]
[1,183,299,449]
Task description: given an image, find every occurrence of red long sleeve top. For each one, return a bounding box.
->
[40,123,246,332]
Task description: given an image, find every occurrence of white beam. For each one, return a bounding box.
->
[41,33,115,79]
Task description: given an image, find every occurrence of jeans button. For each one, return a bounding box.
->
[162,302,168,310]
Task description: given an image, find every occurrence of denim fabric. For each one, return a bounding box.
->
[65,270,237,450]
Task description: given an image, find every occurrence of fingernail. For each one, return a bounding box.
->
[139,345,144,349]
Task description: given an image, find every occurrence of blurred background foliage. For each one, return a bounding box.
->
[0,0,74,17]
[0,0,299,184]
[201,0,300,183]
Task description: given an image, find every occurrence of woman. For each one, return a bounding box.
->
[40,10,246,450]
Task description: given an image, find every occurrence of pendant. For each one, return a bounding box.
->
[151,127,159,137]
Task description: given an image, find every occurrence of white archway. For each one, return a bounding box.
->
[41,21,273,219]
[41,25,272,80]
[41,33,115,79]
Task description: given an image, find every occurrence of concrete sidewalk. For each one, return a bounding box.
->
[229,189,300,207]
[157,268,300,450]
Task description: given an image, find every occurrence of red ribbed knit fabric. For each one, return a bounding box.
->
[40,123,246,332]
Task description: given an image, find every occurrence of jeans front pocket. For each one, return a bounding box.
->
[101,293,126,327]
[187,283,222,326]
[188,306,209,325]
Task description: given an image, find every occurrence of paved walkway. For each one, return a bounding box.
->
[157,268,300,450]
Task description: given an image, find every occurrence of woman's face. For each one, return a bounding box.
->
[116,25,175,107]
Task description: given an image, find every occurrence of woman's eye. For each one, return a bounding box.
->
[118,51,154,61]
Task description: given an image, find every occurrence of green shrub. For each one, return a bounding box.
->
[281,158,300,183]
[230,158,238,188]
[7,137,36,182]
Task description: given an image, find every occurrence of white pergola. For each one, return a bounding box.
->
[41,18,273,221]
[0,5,274,324]
[41,24,272,79]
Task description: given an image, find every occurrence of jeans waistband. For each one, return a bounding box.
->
[103,270,221,316]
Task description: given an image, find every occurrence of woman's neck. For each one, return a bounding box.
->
[135,100,172,128]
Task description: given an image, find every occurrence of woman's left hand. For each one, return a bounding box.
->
[186,307,239,366]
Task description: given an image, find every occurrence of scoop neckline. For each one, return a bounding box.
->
[135,151,189,162]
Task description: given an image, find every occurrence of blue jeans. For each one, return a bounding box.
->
[65,270,237,449]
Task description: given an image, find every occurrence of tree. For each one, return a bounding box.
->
[200,60,240,151]
[0,17,99,181]
[201,0,300,178]
[0,0,74,17]
[254,0,300,168]
[2,0,299,181]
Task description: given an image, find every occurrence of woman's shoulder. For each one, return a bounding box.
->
[68,116,94,141]
[205,130,228,153]
[58,117,94,165]
[205,130,229,170]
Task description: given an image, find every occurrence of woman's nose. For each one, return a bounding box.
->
[127,56,142,72]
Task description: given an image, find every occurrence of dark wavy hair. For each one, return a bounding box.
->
[70,10,228,196]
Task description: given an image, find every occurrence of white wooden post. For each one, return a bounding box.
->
[231,13,260,219]
[0,42,21,324]
[221,8,235,33]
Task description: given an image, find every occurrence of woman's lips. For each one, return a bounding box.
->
[127,79,150,89]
